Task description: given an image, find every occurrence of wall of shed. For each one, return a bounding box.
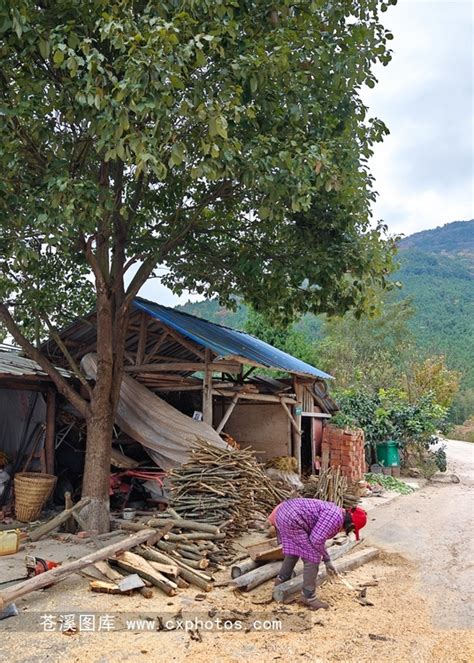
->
[214,401,291,461]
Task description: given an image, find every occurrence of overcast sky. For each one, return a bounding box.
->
[140,0,474,305]
[364,0,473,237]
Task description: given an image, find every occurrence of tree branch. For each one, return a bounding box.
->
[42,317,93,398]
[0,303,90,418]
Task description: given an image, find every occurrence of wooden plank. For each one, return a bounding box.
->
[301,412,332,418]
[125,361,241,373]
[246,538,283,562]
[0,528,157,609]
[273,546,379,602]
[212,390,297,404]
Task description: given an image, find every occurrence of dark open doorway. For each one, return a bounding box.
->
[301,417,313,474]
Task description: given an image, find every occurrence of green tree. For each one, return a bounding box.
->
[0,0,397,530]
[315,296,414,391]
[245,309,317,367]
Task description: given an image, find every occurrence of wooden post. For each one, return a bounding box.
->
[216,394,240,433]
[203,348,213,425]
[293,380,304,473]
[45,389,56,475]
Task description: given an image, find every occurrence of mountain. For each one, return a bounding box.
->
[396,220,474,388]
[177,219,474,391]
[398,220,474,255]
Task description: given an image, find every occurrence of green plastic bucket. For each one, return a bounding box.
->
[376,440,400,467]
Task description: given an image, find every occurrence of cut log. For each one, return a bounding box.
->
[147,518,220,534]
[230,561,281,591]
[231,538,358,593]
[166,532,226,542]
[136,546,213,591]
[175,576,190,589]
[146,522,174,546]
[273,547,380,603]
[140,587,154,599]
[115,551,177,596]
[231,558,259,579]
[90,580,131,595]
[29,498,91,541]
[93,561,125,582]
[0,528,157,609]
[146,561,179,578]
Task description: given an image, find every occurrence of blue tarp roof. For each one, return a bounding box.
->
[134,297,333,380]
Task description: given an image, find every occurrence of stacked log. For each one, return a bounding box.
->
[168,441,292,535]
[113,517,218,592]
[302,468,360,508]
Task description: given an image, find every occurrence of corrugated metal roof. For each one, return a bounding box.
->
[0,352,70,380]
[134,297,333,380]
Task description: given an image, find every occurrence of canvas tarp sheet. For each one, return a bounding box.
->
[81,354,228,470]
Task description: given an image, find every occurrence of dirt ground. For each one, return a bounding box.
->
[0,438,472,662]
[0,549,472,663]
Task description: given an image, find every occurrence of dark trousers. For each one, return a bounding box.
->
[278,555,320,598]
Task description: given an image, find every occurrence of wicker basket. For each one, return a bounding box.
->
[14,472,57,522]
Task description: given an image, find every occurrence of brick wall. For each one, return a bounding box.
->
[322,425,366,483]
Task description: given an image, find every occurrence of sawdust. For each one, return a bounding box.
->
[1,549,472,663]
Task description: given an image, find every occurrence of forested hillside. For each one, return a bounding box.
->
[178,220,474,419]
[396,221,474,388]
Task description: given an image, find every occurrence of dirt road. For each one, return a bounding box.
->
[364,438,474,629]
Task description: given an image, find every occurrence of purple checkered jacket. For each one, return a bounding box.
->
[274,498,344,564]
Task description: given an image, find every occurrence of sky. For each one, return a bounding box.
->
[364,0,473,237]
[139,0,474,306]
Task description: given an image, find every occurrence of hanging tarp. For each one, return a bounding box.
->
[80,354,228,470]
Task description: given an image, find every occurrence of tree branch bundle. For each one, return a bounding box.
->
[168,440,292,540]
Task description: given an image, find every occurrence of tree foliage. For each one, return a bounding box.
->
[315,296,415,390]
[0,0,397,329]
[245,308,317,367]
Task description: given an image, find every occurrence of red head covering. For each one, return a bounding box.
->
[350,506,367,540]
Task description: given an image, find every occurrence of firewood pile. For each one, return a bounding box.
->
[168,441,292,535]
[302,467,360,509]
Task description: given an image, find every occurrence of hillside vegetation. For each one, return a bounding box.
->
[178,220,474,421]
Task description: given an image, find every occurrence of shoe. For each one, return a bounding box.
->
[274,577,285,586]
[299,594,329,611]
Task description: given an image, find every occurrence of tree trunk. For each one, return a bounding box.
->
[81,406,114,533]
[80,287,116,533]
